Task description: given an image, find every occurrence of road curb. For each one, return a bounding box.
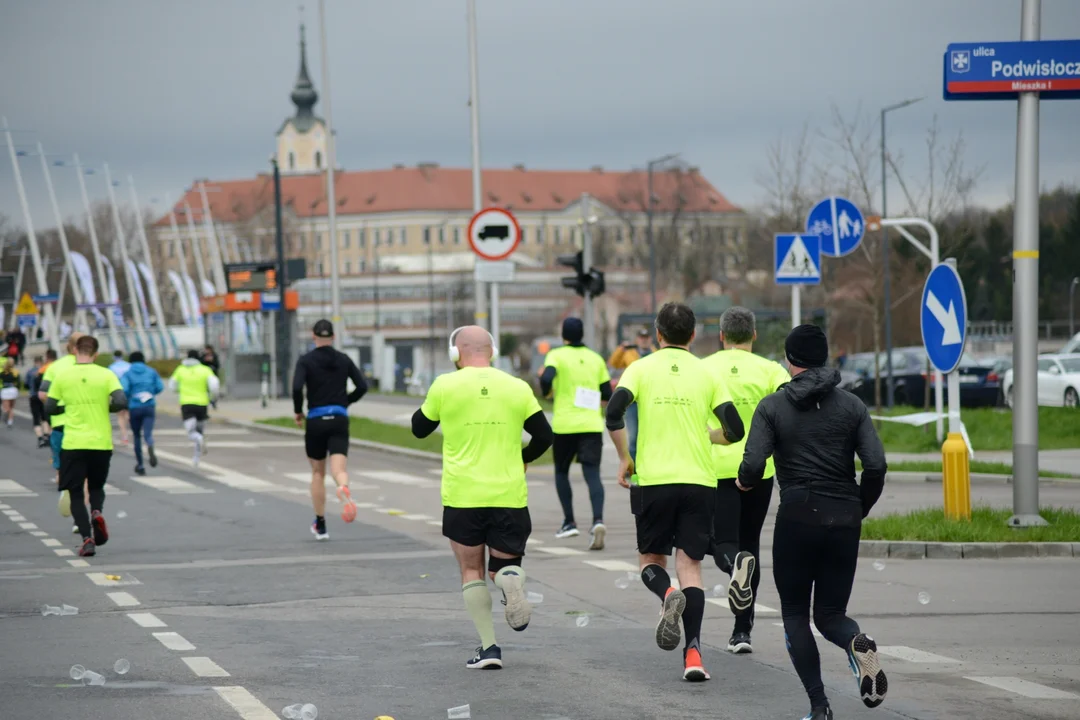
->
[859,539,1080,559]
[883,471,1077,484]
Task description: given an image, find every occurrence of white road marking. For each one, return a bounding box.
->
[19,522,37,529]
[107,591,140,607]
[214,686,278,720]
[9,514,26,521]
[86,572,141,587]
[158,440,299,449]
[0,479,36,496]
[151,449,278,491]
[584,559,639,572]
[706,598,778,615]
[183,656,231,677]
[353,502,376,509]
[773,621,823,639]
[2,509,21,516]
[0,502,9,508]
[152,631,195,651]
[376,508,406,515]
[30,530,47,537]
[128,612,167,628]
[879,646,961,664]
[360,470,435,488]
[535,547,586,556]
[54,549,75,557]
[103,483,129,495]
[67,559,90,568]
[526,538,545,545]
[41,538,62,547]
[426,520,442,526]
[155,428,252,436]
[426,468,442,476]
[400,513,433,521]
[965,676,1078,699]
[129,475,214,494]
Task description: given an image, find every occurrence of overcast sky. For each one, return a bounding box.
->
[2,0,1079,232]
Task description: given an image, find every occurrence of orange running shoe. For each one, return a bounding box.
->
[338,486,357,523]
[683,646,710,682]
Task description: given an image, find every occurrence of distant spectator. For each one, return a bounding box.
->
[109,350,131,379]
[201,345,220,376]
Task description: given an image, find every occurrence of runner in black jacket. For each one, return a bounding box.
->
[738,324,887,720]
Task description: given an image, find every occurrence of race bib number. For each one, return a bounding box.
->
[135,392,153,403]
[573,386,601,411]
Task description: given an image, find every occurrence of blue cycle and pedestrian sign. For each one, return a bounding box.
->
[805,196,865,257]
[944,40,1080,101]
[921,264,968,374]
[774,234,821,285]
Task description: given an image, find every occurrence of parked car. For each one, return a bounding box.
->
[845,346,993,407]
[1003,354,1080,408]
[927,353,999,407]
[980,356,1013,406]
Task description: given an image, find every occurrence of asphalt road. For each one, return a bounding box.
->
[2,411,1080,720]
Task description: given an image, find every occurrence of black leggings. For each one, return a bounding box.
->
[713,477,774,634]
[61,450,111,540]
[773,514,862,709]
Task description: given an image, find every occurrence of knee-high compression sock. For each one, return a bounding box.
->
[462,580,497,649]
[183,417,198,442]
[641,564,672,602]
[682,587,705,650]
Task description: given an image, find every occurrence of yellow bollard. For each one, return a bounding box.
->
[942,432,971,520]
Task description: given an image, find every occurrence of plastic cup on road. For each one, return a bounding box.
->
[575,614,590,628]
[282,704,303,719]
[69,665,85,680]
[300,703,318,720]
[83,670,105,686]
[918,591,931,605]
[447,705,471,719]
[42,604,61,617]
[614,576,630,589]
[60,604,79,616]
[526,591,543,604]
[114,658,130,675]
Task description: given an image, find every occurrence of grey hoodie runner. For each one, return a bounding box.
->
[738,366,886,521]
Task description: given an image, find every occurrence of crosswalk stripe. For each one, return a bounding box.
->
[19,522,37,529]
[152,450,277,491]
[154,428,252,436]
[128,612,167,628]
[67,559,90,568]
[360,470,435,488]
[879,646,961,663]
[103,483,128,495]
[183,656,230,677]
[41,538,61,547]
[86,572,141,587]
[965,676,1078,699]
[583,559,639,572]
[129,475,214,494]
[214,686,278,720]
[54,549,75,557]
[0,479,37,496]
[774,621,822,638]
[283,472,378,490]
[535,547,586,556]
[153,631,195,651]
[107,592,140,607]
[2,509,20,516]
[30,530,47,537]
[706,598,778,615]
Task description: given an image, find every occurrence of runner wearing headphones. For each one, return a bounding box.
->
[412,325,553,670]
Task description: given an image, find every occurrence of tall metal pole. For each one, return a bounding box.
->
[647,165,656,314]
[318,0,342,350]
[582,195,595,348]
[273,157,290,398]
[881,108,894,409]
[38,145,88,333]
[428,237,436,382]
[104,163,150,352]
[3,118,59,351]
[466,0,488,331]
[165,193,199,325]
[183,201,212,295]
[74,154,121,348]
[1070,277,1079,338]
[128,177,171,349]
[198,182,228,294]
[10,250,25,331]
[1009,0,1045,528]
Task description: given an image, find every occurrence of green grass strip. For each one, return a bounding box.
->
[862,506,1080,542]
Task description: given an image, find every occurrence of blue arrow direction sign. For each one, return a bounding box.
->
[16,314,37,328]
[774,234,821,286]
[921,264,968,374]
[806,196,865,257]
[943,40,1080,101]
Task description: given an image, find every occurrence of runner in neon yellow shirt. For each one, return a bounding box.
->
[412,325,552,670]
[38,333,86,480]
[701,306,790,655]
[169,349,220,467]
[44,335,128,557]
[605,302,744,684]
[539,317,612,548]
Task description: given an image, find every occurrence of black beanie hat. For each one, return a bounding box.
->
[562,317,584,344]
[785,324,829,369]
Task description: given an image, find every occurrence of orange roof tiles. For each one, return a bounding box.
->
[154,166,740,227]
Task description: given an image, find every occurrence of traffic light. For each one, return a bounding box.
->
[558,252,606,298]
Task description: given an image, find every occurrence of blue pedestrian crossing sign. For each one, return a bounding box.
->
[774,234,821,286]
[806,196,865,257]
[920,264,968,374]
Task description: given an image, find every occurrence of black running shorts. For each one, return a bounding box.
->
[551,432,603,474]
[180,404,209,422]
[59,448,112,493]
[304,415,350,460]
[443,506,532,556]
[29,396,44,426]
[633,483,715,561]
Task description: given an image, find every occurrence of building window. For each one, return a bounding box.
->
[554,227,561,245]
[342,230,350,249]
[167,244,174,258]
[374,229,380,246]
[399,227,407,245]
[453,227,461,245]
[315,150,322,169]
[317,262,324,275]
[537,226,545,245]
[359,228,366,247]
[344,261,351,274]
[438,226,446,245]
[423,227,431,245]
[571,228,579,247]
[360,260,366,272]
[288,152,295,170]
[615,227,623,244]
[315,233,322,250]
[299,235,306,250]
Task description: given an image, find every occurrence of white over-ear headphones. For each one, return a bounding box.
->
[448,326,499,364]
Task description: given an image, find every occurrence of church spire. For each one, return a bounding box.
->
[290,23,318,128]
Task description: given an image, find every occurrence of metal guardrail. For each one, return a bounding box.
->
[968,320,1077,341]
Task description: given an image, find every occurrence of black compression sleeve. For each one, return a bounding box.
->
[44,397,61,417]
[712,401,745,442]
[521,410,553,464]
[346,359,369,405]
[291,358,306,415]
[411,408,439,438]
[108,389,128,413]
[605,387,634,431]
[599,380,613,401]
[539,366,556,397]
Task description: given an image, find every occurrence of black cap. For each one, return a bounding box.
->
[187,349,200,360]
[313,319,334,338]
[785,324,829,369]
[562,317,584,343]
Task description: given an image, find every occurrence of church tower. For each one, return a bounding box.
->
[276,24,327,175]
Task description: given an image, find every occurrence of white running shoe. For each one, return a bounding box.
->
[589,522,606,551]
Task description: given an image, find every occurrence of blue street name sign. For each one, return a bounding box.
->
[774,234,821,286]
[944,40,1080,101]
[805,196,865,257]
[32,293,59,303]
[16,314,37,328]
[921,264,968,374]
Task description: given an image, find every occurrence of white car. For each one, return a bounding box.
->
[1003,354,1080,408]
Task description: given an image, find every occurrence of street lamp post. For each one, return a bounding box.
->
[881,96,923,408]
[646,153,679,315]
[1070,277,1079,338]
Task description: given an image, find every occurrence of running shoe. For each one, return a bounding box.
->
[337,486,357,524]
[499,569,531,632]
[91,509,109,546]
[728,551,756,615]
[727,631,753,654]
[682,647,710,682]
[848,633,888,708]
[588,522,606,551]
[78,537,96,557]
[148,445,158,468]
[311,517,329,541]
[655,587,686,651]
[555,522,579,539]
[801,706,833,720]
[57,489,71,518]
[466,644,503,669]
[72,524,80,534]
[134,465,146,476]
